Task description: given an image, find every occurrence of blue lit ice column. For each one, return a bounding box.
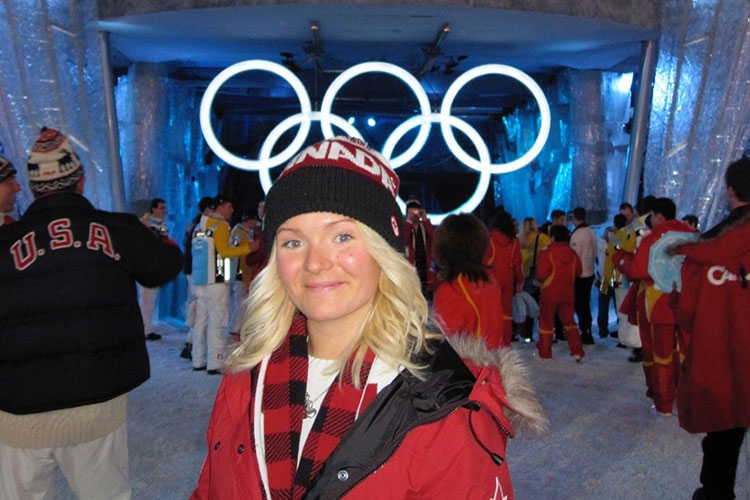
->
[568,70,608,223]
[116,63,172,212]
[117,63,186,323]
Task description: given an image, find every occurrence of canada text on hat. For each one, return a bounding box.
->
[282,137,399,197]
[0,156,17,183]
[27,127,83,194]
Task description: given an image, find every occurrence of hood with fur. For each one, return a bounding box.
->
[448,334,549,436]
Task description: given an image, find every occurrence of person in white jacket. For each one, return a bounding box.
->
[569,207,597,345]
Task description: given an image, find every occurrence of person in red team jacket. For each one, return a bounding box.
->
[190,138,547,500]
[486,209,524,346]
[613,197,693,415]
[433,213,505,350]
[672,156,750,500]
[535,225,585,360]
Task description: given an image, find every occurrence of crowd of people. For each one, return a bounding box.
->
[0,129,748,500]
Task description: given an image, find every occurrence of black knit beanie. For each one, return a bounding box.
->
[263,137,405,252]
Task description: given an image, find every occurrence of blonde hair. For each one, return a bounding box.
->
[225,221,440,385]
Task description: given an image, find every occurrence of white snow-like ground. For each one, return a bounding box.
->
[53,323,748,500]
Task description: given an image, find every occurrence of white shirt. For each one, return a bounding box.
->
[298,356,339,465]
[570,224,597,278]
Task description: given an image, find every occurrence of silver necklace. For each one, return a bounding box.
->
[304,388,329,419]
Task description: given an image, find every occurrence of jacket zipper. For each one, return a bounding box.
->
[473,400,513,438]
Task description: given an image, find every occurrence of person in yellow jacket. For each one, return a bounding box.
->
[519,217,550,278]
[596,214,623,339]
[518,217,550,340]
[228,214,261,339]
[190,196,251,374]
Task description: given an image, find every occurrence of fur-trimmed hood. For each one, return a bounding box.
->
[447,334,549,436]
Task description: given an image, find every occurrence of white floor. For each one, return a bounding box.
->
[53,323,748,500]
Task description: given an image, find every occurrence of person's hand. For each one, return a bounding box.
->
[665,243,684,257]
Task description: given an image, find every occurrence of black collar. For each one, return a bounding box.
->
[23,193,94,215]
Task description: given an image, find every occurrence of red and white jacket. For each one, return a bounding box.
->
[675,217,750,433]
[190,337,547,500]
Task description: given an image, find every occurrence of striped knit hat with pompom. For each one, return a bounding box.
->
[27,127,84,194]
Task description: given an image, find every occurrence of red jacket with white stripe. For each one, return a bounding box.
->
[675,217,750,433]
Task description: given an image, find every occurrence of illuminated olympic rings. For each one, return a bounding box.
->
[200,59,551,221]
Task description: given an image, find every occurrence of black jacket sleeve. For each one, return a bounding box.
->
[117,214,184,287]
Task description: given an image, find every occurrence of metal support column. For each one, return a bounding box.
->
[623,39,658,206]
[98,30,126,212]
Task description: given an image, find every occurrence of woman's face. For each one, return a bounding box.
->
[275,212,381,334]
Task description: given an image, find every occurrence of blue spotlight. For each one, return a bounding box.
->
[367,117,376,127]
[347,116,355,125]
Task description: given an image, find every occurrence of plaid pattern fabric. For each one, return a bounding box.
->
[262,315,376,500]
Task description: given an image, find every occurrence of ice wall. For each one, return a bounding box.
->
[645,0,750,230]
[493,70,631,227]
[0,0,115,213]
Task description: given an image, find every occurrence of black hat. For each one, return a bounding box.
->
[263,137,404,252]
[405,196,421,210]
[213,195,230,207]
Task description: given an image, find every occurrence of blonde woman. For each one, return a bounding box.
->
[190,137,546,500]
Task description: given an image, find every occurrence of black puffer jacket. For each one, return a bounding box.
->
[0,193,183,415]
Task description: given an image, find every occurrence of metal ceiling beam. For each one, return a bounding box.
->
[414,23,450,79]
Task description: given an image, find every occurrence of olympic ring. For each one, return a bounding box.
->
[258,111,363,192]
[199,60,311,170]
[440,64,551,174]
[320,62,432,169]
[382,114,491,223]
[200,59,551,219]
